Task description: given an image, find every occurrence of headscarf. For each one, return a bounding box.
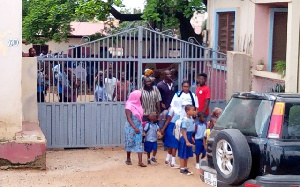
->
[144,69,154,76]
[125,90,143,122]
[170,97,183,115]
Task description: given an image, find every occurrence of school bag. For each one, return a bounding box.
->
[177,91,196,107]
[144,122,163,140]
[173,118,182,141]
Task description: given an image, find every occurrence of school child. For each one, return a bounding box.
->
[143,112,160,165]
[194,112,207,169]
[161,98,182,168]
[178,105,196,175]
[203,116,217,150]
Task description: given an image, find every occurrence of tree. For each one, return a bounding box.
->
[23,0,206,44]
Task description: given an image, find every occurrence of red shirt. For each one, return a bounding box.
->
[196,85,211,115]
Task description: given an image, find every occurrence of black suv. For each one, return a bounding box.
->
[200,92,300,187]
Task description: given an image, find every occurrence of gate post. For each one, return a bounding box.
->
[137,26,144,88]
[0,0,46,170]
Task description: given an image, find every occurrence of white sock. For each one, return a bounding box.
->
[152,156,156,159]
[166,153,171,161]
[171,157,176,165]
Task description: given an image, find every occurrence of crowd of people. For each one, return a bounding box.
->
[124,69,223,176]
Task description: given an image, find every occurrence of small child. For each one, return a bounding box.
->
[194,112,207,169]
[161,98,182,168]
[143,112,160,165]
[203,116,217,150]
[178,105,196,175]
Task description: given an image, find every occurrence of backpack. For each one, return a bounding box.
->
[144,122,159,134]
[173,119,182,141]
[177,91,196,107]
[193,122,198,138]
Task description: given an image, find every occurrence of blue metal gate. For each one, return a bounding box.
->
[37,26,227,148]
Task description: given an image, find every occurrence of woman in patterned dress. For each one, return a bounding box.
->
[124,90,147,167]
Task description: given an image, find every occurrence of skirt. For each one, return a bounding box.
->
[178,131,194,159]
[164,122,179,149]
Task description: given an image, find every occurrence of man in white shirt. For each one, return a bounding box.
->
[104,68,117,101]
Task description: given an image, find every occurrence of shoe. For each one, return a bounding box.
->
[170,163,180,169]
[151,157,157,163]
[180,168,193,175]
[147,160,151,165]
[180,168,187,174]
[165,160,169,165]
[195,163,200,169]
[186,169,194,176]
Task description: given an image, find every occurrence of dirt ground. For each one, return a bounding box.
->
[0,146,210,187]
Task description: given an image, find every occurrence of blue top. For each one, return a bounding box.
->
[94,85,108,102]
[167,109,180,123]
[58,71,67,93]
[181,117,195,132]
[37,72,44,92]
[195,121,207,140]
[144,122,159,142]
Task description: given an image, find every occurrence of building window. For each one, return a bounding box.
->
[33,45,49,56]
[269,9,287,71]
[217,12,235,53]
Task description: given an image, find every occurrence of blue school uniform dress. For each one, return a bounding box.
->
[195,121,207,156]
[178,117,195,159]
[144,122,159,152]
[164,109,180,149]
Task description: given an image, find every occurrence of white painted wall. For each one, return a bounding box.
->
[0,0,23,140]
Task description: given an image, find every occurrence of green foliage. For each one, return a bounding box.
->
[274,60,286,77]
[22,0,205,44]
[23,0,77,44]
[142,0,205,28]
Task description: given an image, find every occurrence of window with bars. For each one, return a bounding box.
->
[217,12,235,53]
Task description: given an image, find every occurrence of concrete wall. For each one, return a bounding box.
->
[0,0,22,141]
[253,4,271,67]
[207,0,255,54]
[226,52,252,101]
[22,58,38,123]
[23,38,82,55]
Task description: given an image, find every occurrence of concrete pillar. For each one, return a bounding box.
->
[226,52,252,101]
[286,0,300,93]
[0,0,23,140]
[0,0,46,170]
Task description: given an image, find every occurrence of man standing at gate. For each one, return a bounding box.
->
[196,73,211,120]
[157,70,174,111]
[141,76,162,121]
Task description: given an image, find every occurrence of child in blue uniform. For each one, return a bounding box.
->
[143,112,160,165]
[178,105,196,175]
[194,112,207,169]
[204,116,217,151]
[161,98,182,168]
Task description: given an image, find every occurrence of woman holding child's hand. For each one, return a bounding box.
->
[124,90,147,167]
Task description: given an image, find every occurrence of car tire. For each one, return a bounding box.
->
[212,129,252,185]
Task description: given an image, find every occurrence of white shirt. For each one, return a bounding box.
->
[104,77,117,101]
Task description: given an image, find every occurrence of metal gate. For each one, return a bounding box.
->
[37,26,227,148]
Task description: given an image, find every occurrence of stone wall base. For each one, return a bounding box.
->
[0,122,46,170]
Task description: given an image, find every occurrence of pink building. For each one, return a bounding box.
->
[207,0,300,93]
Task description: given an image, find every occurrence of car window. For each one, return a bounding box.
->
[216,98,273,137]
[282,103,300,139]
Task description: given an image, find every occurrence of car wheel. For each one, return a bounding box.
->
[212,129,252,185]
